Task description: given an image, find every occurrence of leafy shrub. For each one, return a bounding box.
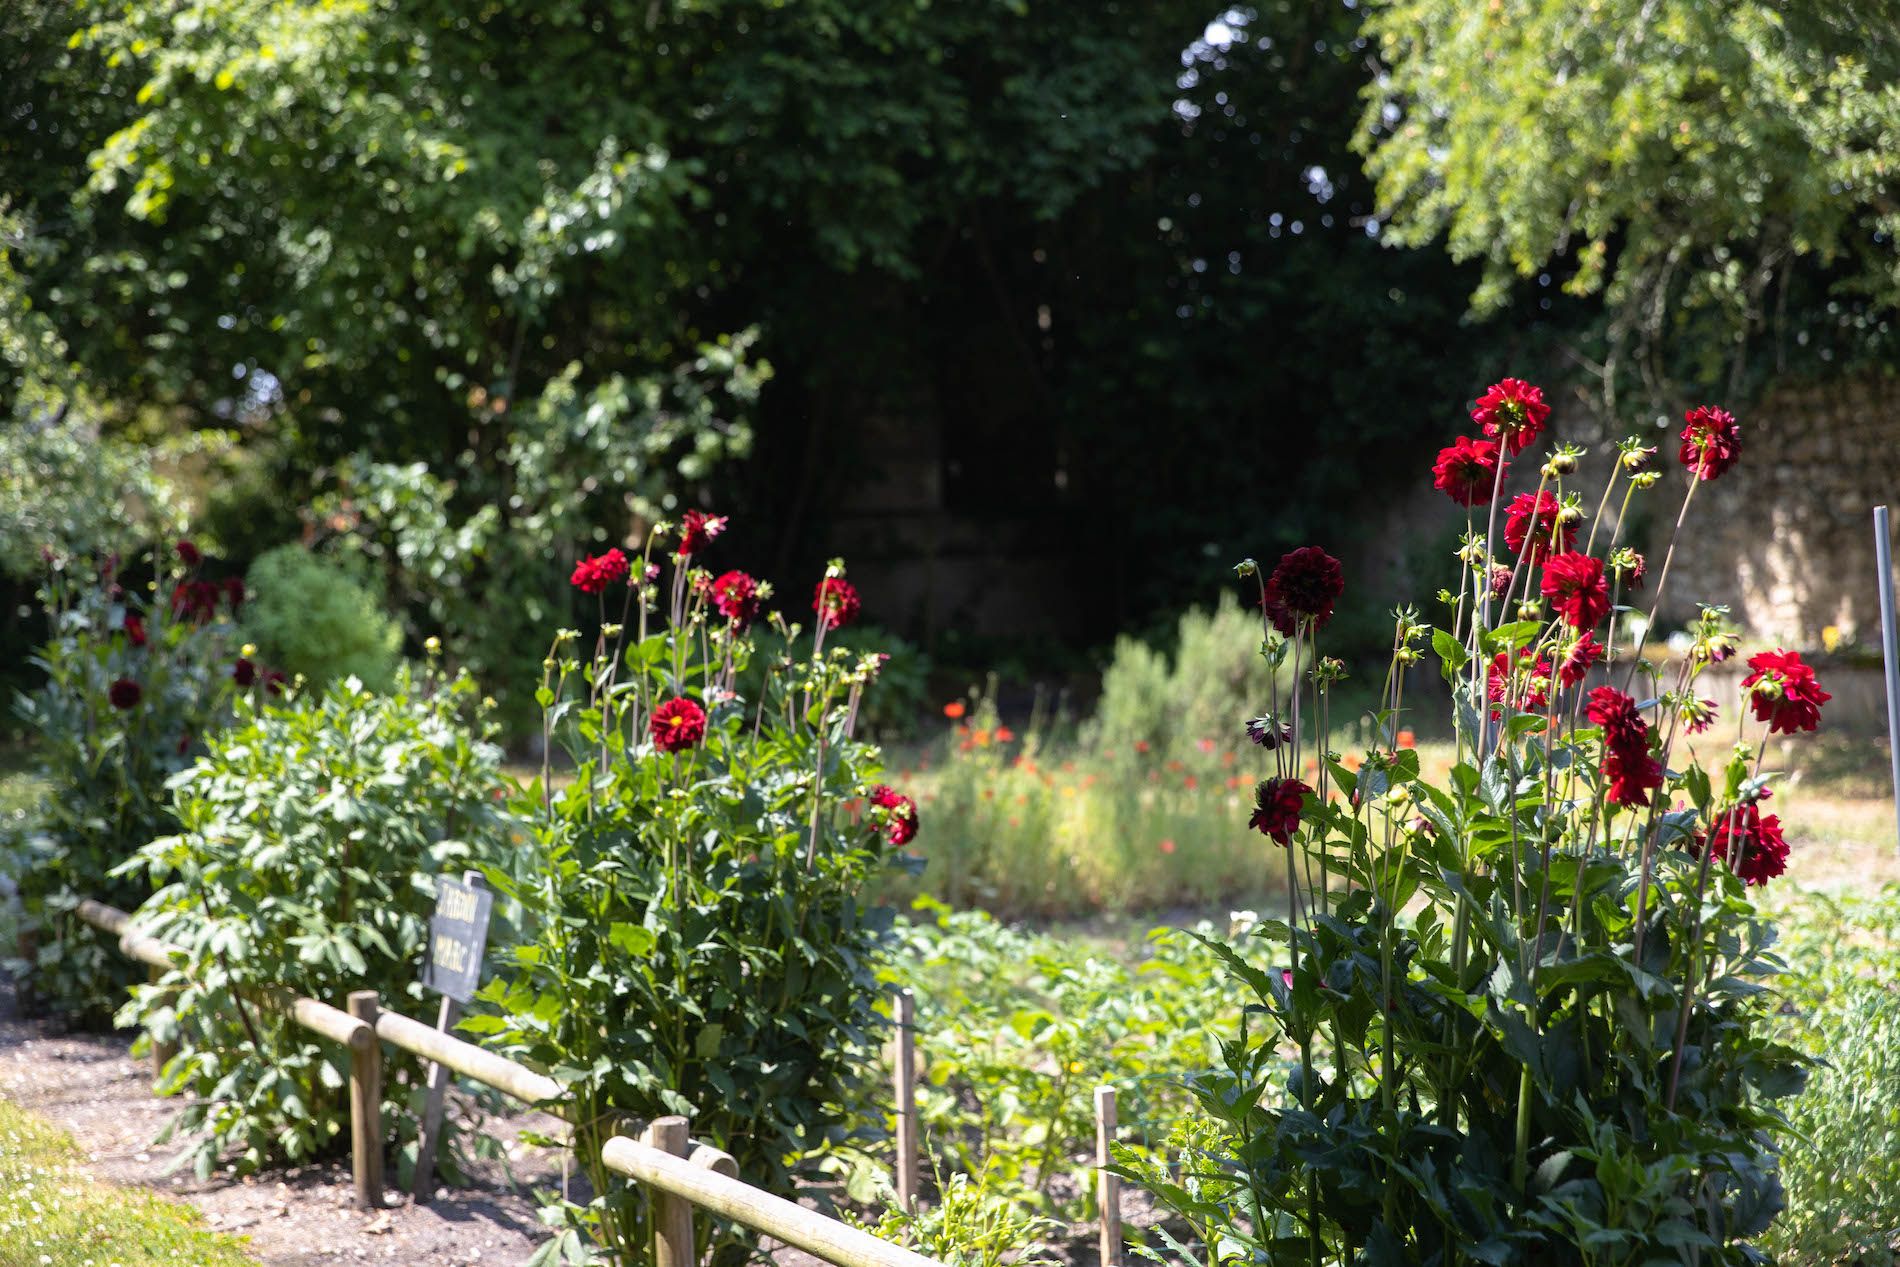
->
[856,1168,1059,1267]
[1766,887,1900,1263]
[1118,396,1812,1262]
[114,671,509,1179]
[241,545,403,691]
[4,546,247,1023]
[0,413,184,578]
[467,538,906,1266]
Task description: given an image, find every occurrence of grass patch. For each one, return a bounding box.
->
[0,1096,255,1267]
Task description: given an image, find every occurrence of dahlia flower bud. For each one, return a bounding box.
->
[1557,502,1584,526]
[602,623,623,638]
[1235,558,1259,578]
[1542,447,1581,477]
[1395,646,1419,666]
[1629,471,1662,490]
[542,658,557,670]
[424,636,442,654]
[1618,441,1657,471]
[556,628,580,644]
[1517,601,1542,621]
[241,642,258,658]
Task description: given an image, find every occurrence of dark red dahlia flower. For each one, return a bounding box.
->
[1249,777,1311,846]
[1503,491,1576,566]
[813,577,861,631]
[1487,649,1554,714]
[1703,803,1788,887]
[1540,552,1611,630]
[170,579,220,624]
[1432,436,1507,507]
[1601,743,1664,808]
[175,539,202,568]
[1610,548,1647,592]
[650,696,708,753]
[262,667,289,697]
[1741,649,1830,734]
[870,784,920,846]
[709,570,761,629]
[1585,686,1646,752]
[108,678,142,710]
[1263,547,1344,634]
[123,614,147,648]
[222,576,246,613]
[1487,564,1514,600]
[677,510,729,558]
[570,547,630,595]
[1559,632,1603,688]
[1678,406,1741,482]
[1470,378,1551,456]
[1245,714,1294,749]
[232,657,257,687]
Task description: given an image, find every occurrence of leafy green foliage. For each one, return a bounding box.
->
[885,902,1237,1225]
[1764,887,1900,1263]
[1090,595,1284,765]
[113,672,509,1181]
[1357,0,1900,389]
[854,1169,1060,1267]
[4,549,245,1024]
[467,542,904,1265]
[0,413,183,579]
[240,545,402,693]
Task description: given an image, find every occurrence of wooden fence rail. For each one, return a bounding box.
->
[70,898,948,1267]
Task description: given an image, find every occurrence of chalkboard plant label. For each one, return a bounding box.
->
[422,875,492,1003]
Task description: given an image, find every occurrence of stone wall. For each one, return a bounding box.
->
[1654,372,1900,649]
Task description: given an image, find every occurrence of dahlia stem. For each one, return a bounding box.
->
[1621,476,1701,692]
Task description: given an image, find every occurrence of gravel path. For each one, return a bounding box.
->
[0,979,561,1265]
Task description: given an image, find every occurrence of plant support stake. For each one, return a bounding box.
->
[892,989,919,1213]
[1877,505,1900,855]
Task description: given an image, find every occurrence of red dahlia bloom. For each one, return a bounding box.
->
[1741,649,1830,734]
[1585,686,1646,752]
[709,570,761,629]
[232,657,257,687]
[1470,378,1551,456]
[123,614,147,648]
[1503,491,1576,566]
[262,667,289,697]
[108,678,142,710]
[1487,649,1553,714]
[1486,564,1514,600]
[1245,714,1293,749]
[1601,743,1664,808]
[1703,803,1789,887]
[677,510,729,558]
[1678,405,1741,482]
[1248,777,1311,846]
[650,696,708,753]
[1432,436,1507,507]
[1541,552,1611,630]
[570,548,630,595]
[1263,547,1344,635]
[175,539,203,568]
[1559,632,1603,687]
[813,577,861,631]
[171,580,220,624]
[870,784,920,846]
[222,576,246,613]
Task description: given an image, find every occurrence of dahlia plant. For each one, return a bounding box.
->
[1127,385,1816,1264]
[465,519,913,1267]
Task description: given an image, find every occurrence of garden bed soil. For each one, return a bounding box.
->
[0,977,561,1265]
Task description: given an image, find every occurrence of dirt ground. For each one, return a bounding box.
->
[0,980,564,1265]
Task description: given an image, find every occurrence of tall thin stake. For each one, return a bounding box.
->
[1876,505,1900,856]
[1095,1085,1122,1267]
[892,989,920,1214]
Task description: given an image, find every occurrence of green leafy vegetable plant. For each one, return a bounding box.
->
[113,669,509,1180]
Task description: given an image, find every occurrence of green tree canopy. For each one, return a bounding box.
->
[1356,0,1900,402]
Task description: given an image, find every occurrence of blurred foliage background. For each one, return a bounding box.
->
[3,0,1896,728]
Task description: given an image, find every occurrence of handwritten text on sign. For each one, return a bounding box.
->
[422,875,492,1003]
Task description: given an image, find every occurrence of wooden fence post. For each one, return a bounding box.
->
[411,870,485,1200]
[645,1115,697,1267]
[893,989,919,1213]
[148,963,177,1084]
[346,990,384,1209]
[1096,1085,1122,1267]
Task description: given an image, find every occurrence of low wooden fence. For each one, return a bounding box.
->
[71,898,953,1267]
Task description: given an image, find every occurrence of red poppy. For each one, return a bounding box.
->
[812,577,861,631]
[709,570,760,629]
[1159,838,1177,855]
[1678,405,1741,481]
[1502,491,1576,566]
[1432,436,1507,506]
[570,548,630,595]
[1470,378,1551,456]
[650,696,708,753]
[1249,777,1311,846]
[1741,649,1830,734]
[943,701,967,719]
[1540,552,1611,630]
[108,678,142,710]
